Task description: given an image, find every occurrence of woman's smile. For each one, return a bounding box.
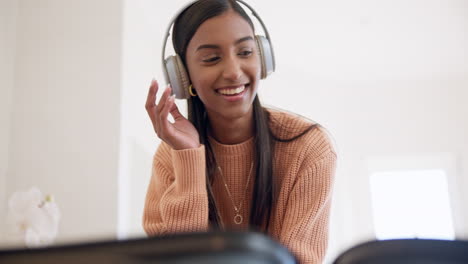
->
[215,83,250,102]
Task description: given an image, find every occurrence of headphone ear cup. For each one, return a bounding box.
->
[164,54,191,99]
[255,35,275,79]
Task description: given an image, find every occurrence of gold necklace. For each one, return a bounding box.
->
[217,162,254,225]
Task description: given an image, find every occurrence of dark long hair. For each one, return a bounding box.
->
[172,0,316,231]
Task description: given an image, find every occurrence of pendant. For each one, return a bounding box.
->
[234,214,243,225]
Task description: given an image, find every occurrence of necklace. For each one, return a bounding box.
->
[217,162,254,225]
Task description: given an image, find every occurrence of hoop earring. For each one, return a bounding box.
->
[188,84,197,97]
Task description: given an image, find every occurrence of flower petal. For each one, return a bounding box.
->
[8,187,43,213]
[25,228,41,248]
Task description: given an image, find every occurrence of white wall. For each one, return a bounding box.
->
[3,0,123,244]
[118,0,189,239]
[0,0,18,241]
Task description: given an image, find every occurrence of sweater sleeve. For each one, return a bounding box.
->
[142,143,209,235]
[276,151,337,264]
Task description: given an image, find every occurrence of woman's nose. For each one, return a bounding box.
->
[222,56,242,81]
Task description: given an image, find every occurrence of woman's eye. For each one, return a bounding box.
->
[238,50,253,57]
[202,56,220,63]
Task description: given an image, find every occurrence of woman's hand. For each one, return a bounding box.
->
[145,79,200,150]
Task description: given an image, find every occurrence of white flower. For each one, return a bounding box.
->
[5,187,60,248]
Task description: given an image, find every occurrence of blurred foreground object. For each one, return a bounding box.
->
[5,187,60,248]
[334,238,468,264]
[0,231,296,264]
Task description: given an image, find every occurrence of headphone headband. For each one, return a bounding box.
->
[161,0,275,82]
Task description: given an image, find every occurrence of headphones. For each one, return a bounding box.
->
[162,0,276,99]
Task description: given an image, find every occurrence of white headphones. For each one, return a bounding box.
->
[162,0,276,99]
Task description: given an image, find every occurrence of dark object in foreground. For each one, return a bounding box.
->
[333,238,468,264]
[0,231,296,264]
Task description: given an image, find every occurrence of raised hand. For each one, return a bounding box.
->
[145,79,200,150]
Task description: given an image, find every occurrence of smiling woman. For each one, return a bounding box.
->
[143,0,337,263]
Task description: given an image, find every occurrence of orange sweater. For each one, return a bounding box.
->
[143,108,337,263]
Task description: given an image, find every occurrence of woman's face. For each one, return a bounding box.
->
[185,10,261,121]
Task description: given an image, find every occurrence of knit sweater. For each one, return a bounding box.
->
[143,108,337,264]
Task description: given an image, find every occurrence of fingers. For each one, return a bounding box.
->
[169,99,184,121]
[145,79,161,133]
[160,94,175,134]
[157,85,172,119]
[157,84,171,109]
[145,79,171,137]
[145,79,158,111]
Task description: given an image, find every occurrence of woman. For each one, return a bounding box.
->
[143,0,337,263]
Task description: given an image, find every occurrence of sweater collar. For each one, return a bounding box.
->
[207,135,255,157]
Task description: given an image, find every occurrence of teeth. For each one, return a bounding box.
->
[218,86,245,95]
